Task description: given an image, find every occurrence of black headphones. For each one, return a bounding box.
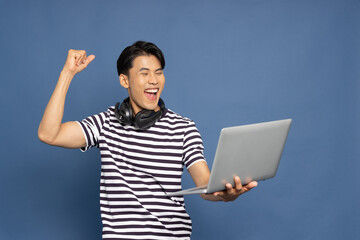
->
[114,97,165,130]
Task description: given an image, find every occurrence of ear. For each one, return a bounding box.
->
[119,74,129,88]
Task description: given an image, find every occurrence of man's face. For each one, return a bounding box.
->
[120,55,165,115]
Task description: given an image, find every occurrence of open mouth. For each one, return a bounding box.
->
[144,88,158,101]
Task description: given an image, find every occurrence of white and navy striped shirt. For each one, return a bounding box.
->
[77,107,206,239]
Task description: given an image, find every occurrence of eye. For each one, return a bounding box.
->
[155,71,163,75]
[141,72,148,76]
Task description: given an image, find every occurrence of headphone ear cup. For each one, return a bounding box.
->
[121,99,133,124]
[158,98,165,110]
[115,98,133,125]
[133,110,161,130]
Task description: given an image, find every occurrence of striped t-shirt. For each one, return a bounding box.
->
[77,107,206,239]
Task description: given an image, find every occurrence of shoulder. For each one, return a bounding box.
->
[97,105,119,121]
[107,105,116,117]
[158,109,200,133]
[81,106,117,126]
[162,109,195,124]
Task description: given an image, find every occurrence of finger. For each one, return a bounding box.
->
[81,54,88,64]
[213,191,220,197]
[74,50,86,66]
[78,51,87,66]
[226,183,234,194]
[243,181,258,191]
[213,190,225,197]
[234,176,243,191]
[74,52,83,66]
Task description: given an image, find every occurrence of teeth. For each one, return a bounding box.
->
[145,89,158,93]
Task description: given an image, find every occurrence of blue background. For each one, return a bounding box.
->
[0,0,359,239]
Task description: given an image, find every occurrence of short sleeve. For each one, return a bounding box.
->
[76,109,110,152]
[182,121,206,169]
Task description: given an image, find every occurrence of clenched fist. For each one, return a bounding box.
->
[62,49,95,76]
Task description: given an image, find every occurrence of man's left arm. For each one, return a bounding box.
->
[188,161,258,202]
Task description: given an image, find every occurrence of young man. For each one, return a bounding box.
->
[38,41,257,239]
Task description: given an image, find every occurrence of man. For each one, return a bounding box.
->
[38,41,257,239]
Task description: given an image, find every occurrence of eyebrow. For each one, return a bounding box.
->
[139,67,163,72]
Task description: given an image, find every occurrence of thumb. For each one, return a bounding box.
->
[84,54,95,67]
[77,54,95,72]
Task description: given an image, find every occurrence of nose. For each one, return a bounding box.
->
[148,73,158,85]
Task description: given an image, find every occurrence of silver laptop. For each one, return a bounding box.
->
[165,119,292,197]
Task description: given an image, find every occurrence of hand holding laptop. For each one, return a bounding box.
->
[204,176,258,202]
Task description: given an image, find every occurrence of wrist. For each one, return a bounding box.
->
[59,69,75,82]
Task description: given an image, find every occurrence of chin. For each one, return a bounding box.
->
[146,105,159,111]
[144,102,160,111]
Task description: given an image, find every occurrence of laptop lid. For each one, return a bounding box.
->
[206,119,292,193]
[165,119,292,197]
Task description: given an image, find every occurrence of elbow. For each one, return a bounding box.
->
[38,128,55,145]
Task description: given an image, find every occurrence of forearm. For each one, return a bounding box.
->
[188,162,222,201]
[38,70,74,143]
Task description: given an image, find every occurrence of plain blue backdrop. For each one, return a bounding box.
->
[0,0,359,239]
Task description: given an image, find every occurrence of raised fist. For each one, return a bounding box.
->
[63,49,95,75]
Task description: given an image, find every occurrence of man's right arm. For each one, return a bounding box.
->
[38,49,95,148]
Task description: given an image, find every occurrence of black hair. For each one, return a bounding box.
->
[117,41,165,76]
